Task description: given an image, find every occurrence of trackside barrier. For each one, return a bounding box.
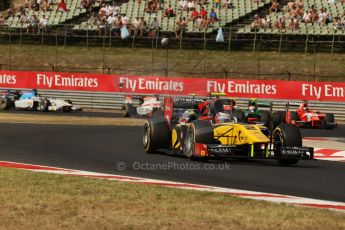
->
[36,89,345,122]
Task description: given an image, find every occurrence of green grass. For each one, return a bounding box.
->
[0,167,345,229]
[1,44,345,82]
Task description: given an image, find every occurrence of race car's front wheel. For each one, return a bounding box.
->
[273,123,301,165]
[183,120,213,160]
[122,104,136,117]
[260,110,270,127]
[271,111,286,128]
[143,118,170,153]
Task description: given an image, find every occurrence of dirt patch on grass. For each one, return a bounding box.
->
[0,113,145,126]
[0,167,344,229]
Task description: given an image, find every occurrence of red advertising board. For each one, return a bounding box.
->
[0,70,344,102]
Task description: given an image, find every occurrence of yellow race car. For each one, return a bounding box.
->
[143,98,314,165]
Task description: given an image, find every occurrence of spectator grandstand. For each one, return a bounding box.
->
[71,0,271,34]
[237,0,345,35]
[3,0,89,30]
[1,0,345,52]
[2,0,271,34]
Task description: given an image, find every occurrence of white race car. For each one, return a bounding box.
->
[0,90,82,112]
[121,95,162,117]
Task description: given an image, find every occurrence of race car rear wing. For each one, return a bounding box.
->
[286,101,301,107]
[163,96,204,127]
[255,101,271,108]
[248,99,271,108]
[124,95,160,104]
[284,101,302,113]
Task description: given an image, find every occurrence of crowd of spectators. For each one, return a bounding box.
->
[251,0,345,31]
[145,0,163,13]
[1,0,232,37]
[90,0,228,37]
[6,0,68,33]
[88,2,163,37]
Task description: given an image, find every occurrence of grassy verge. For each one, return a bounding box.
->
[1,44,345,81]
[0,167,344,229]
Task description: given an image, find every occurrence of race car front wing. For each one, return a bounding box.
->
[194,143,314,160]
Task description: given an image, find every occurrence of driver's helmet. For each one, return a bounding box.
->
[218,112,231,123]
[248,105,256,111]
[198,101,209,116]
[303,103,309,112]
[230,99,238,110]
[181,109,198,122]
[249,101,257,111]
[138,97,144,105]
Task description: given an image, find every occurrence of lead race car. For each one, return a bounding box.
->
[0,89,82,112]
[143,96,314,165]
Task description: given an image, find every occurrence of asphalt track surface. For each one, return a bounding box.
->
[0,109,122,118]
[0,122,345,203]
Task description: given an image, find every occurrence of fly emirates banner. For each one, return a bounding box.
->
[0,70,344,102]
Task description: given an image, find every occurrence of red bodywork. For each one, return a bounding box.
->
[194,143,209,157]
[286,102,336,128]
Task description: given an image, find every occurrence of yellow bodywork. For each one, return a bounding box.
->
[171,123,270,152]
[213,123,270,145]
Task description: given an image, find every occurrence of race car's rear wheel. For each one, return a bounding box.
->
[0,97,11,110]
[65,100,73,112]
[143,118,170,153]
[122,104,136,117]
[151,108,164,118]
[39,99,49,112]
[324,113,335,129]
[289,111,300,124]
[325,113,334,123]
[273,123,302,165]
[183,120,213,160]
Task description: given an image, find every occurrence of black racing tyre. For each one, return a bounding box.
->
[32,101,39,111]
[183,120,213,159]
[0,97,11,110]
[39,99,49,112]
[151,109,164,118]
[231,110,245,123]
[271,111,286,129]
[121,104,136,117]
[66,100,73,112]
[290,111,300,122]
[212,100,224,114]
[325,113,334,123]
[260,110,270,127]
[273,123,302,165]
[324,113,335,129]
[143,118,170,153]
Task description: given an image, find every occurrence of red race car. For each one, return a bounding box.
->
[284,101,336,129]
